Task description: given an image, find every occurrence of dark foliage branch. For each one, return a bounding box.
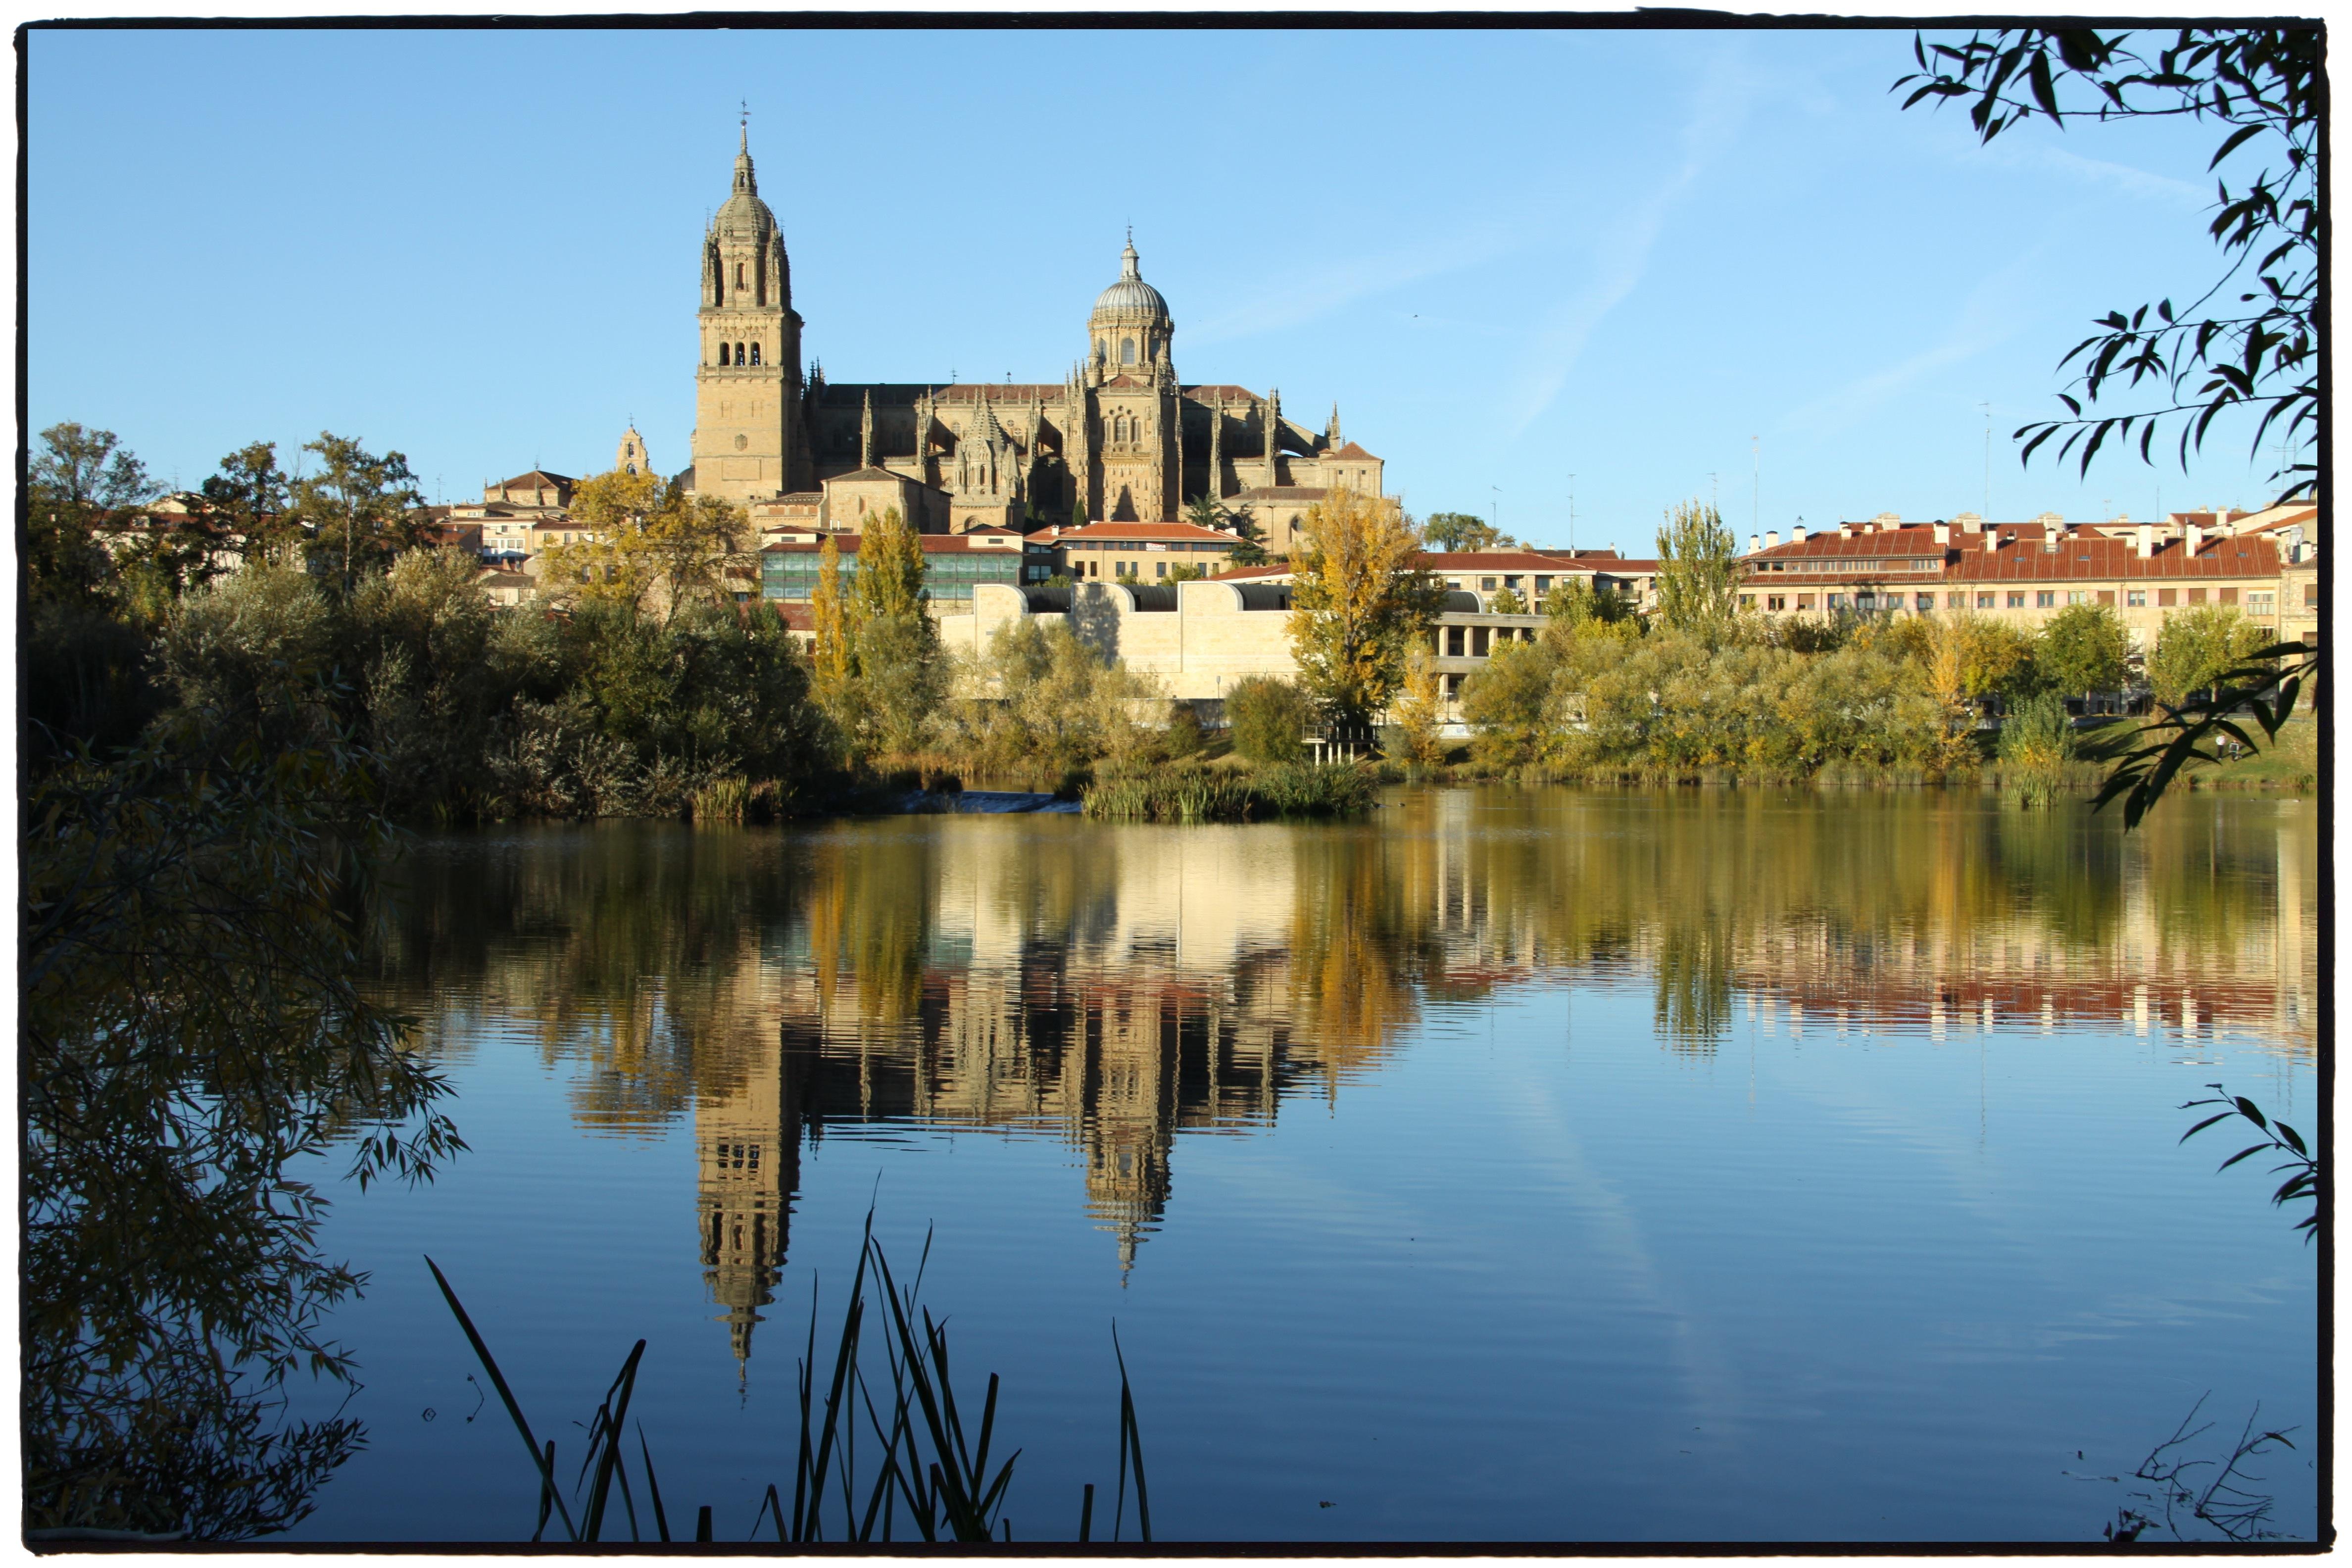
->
[1897,28,2318,496]
[2177,1083,2318,1240]
[2087,639,2315,828]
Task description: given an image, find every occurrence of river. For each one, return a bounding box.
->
[280,786,2320,1543]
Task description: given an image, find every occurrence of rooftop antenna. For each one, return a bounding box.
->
[1979,401,1992,522]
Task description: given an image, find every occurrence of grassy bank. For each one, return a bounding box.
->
[1082,759,1377,822]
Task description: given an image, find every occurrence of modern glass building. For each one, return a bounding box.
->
[760,535,1054,604]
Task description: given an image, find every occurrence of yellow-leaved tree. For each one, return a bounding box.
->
[1286,487,1446,730]
[810,531,853,693]
[542,471,748,626]
[1390,640,1449,769]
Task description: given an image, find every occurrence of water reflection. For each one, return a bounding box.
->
[366,791,2314,1365]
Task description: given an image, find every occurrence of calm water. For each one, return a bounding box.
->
[282,787,2319,1543]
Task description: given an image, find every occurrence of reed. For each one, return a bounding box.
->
[426,1215,1150,1543]
[688,773,750,824]
[1083,760,1373,823]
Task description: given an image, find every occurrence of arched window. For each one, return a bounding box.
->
[736,343,746,366]
[749,343,761,366]
[736,261,746,288]
[1121,338,1135,365]
[717,343,730,366]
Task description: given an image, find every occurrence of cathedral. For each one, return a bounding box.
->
[683,130,1386,531]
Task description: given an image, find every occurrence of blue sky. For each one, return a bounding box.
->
[28,25,2288,554]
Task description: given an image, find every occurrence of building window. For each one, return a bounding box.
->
[736,342,747,365]
[2217,586,2238,605]
[2126,589,2147,607]
[1828,593,1848,610]
[2304,584,2317,607]
[1916,593,1934,611]
[1975,593,1994,609]
[1796,594,1814,610]
[718,343,731,366]
[2097,589,2114,606]
[736,262,745,288]
[1121,338,1135,365]
[1445,626,1465,657]
[749,343,761,366]
[1471,627,1490,657]
[1947,592,1965,608]
[2249,591,2275,614]
[2188,587,2207,605]
[2007,592,2025,608]
[1504,576,1522,590]
[1154,560,1167,578]
[2065,590,2087,606]
[1445,673,1464,699]
[1480,577,1497,591]
[1739,594,1755,609]
[2158,588,2177,607]
[1535,576,1552,593]
[1766,595,1786,611]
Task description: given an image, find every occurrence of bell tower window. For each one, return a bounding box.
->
[736,261,746,289]
[749,343,761,366]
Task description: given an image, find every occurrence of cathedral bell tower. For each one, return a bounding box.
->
[690,126,804,502]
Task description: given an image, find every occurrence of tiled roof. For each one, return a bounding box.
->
[827,465,919,484]
[1229,485,1329,501]
[496,469,574,490]
[1183,384,1262,403]
[1324,441,1379,460]
[1419,550,1588,571]
[1097,374,1155,390]
[771,601,816,632]
[1738,522,2284,583]
[1029,520,1241,544]
[761,534,1031,555]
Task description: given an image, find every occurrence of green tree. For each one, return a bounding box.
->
[2034,602,2130,700]
[1225,675,1312,763]
[1653,499,1739,644]
[1187,494,1268,567]
[1543,573,1636,628]
[198,442,299,565]
[2146,605,2272,706]
[1422,511,1512,552]
[1898,28,2316,495]
[1287,488,1448,726]
[293,433,425,592]
[1487,583,1528,614]
[23,720,462,1537]
[26,423,155,605]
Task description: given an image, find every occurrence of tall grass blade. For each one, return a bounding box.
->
[693,1505,712,1542]
[532,1440,554,1542]
[424,1255,579,1542]
[580,1339,646,1541]
[637,1425,670,1542]
[1114,1323,1151,1543]
[1080,1482,1094,1542]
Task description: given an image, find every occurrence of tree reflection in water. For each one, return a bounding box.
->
[361,790,2313,1369]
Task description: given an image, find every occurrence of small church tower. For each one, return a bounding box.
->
[689,124,804,502]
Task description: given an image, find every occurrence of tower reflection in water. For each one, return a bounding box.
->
[365,794,2314,1368]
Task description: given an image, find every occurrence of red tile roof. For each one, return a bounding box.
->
[1029,520,1240,544]
[761,534,1036,555]
[1737,522,2284,583]
[1324,441,1379,460]
[1230,485,1329,501]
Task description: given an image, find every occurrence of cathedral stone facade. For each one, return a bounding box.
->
[685,134,1384,534]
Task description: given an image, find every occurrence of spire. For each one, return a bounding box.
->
[859,390,875,469]
[1120,230,1140,280]
[1327,402,1342,446]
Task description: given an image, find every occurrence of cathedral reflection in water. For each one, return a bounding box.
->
[679,796,2316,1365]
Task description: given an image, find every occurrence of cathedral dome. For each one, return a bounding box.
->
[712,132,776,241]
[1091,238,1170,323]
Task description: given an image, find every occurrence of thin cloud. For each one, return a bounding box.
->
[1186,218,1522,345]
[1775,254,2039,439]
[1497,49,1758,438]
[1988,140,2209,209]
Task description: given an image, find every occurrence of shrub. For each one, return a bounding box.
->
[1225,676,1312,762]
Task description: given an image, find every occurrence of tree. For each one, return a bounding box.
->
[293,433,425,591]
[1487,583,1528,615]
[1225,675,1312,763]
[1286,488,1448,727]
[26,423,155,605]
[2035,602,2131,700]
[1186,494,1268,567]
[200,442,301,566]
[853,506,928,622]
[1422,511,1513,553]
[1653,499,1739,643]
[1898,28,2316,497]
[1388,641,1448,769]
[810,532,854,693]
[2146,605,2272,706]
[23,719,461,1537]
[1543,573,1636,629]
